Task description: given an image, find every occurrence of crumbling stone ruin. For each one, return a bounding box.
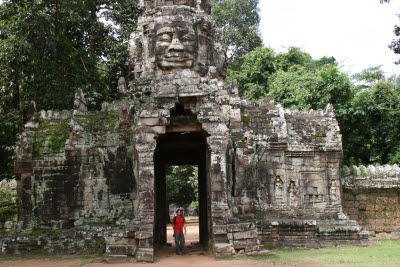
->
[4,0,368,262]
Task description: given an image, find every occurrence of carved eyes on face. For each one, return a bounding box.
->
[181,34,193,42]
[159,33,172,42]
[157,33,194,44]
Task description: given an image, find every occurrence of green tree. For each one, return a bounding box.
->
[212,0,263,70]
[268,65,317,109]
[166,166,198,208]
[228,47,276,100]
[229,46,349,107]
[0,0,140,181]
[0,188,17,223]
[341,67,400,165]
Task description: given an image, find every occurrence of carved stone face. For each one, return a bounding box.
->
[154,24,198,70]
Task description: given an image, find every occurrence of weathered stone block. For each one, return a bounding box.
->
[213,225,227,235]
[136,248,154,262]
[135,232,152,240]
[356,194,367,201]
[138,238,153,248]
[232,231,258,240]
[226,223,251,233]
[214,243,232,253]
[106,245,137,256]
[105,255,128,264]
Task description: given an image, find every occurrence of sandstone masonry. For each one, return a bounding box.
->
[4,0,367,262]
[342,165,400,238]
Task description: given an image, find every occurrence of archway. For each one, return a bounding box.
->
[153,129,211,251]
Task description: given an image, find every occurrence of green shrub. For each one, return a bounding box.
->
[0,188,17,223]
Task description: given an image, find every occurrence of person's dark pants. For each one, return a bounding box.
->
[174,232,185,255]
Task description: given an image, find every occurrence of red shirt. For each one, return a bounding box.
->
[173,216,186,233]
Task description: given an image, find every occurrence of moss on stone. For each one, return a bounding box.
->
[241,116,250,123]
[28,248,49,256]
[91,139,107,149]
[32,119,69,160]
[75,114,119,134]
[264,243,277,249]
[0,230,15,241]
[29,229,63,237]
[0,189,17,223]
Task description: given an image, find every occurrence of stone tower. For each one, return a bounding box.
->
[10,0,367,262]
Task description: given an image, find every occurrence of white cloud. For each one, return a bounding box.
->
[259,0,400,75]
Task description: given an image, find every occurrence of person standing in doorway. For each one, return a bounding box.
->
[172,209,187,255]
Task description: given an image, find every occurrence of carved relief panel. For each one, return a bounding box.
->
[300,171,328,206]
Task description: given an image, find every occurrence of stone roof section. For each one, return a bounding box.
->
[238,99,342,152]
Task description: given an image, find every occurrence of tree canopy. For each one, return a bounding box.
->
[166,166,198,208]
[212,0,263,70]
[0,0,140,181]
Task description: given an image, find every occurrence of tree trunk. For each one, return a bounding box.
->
[17,71,23,135]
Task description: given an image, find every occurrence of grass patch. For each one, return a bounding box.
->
[49,257,64,262]
[0,258,14,261]
[0,257,32,261]
[227,240,400,267]
[80,257,95,265]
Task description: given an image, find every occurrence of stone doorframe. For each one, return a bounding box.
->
[130,98,232,258]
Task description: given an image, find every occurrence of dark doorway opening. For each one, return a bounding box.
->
[154,131,210,251]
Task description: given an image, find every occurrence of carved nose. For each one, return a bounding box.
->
[168,37,184,52]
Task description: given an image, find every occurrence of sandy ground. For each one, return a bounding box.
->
[0,221,288,267]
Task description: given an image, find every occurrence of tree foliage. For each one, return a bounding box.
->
[0,0,140,181]
[228,46,350,109]
[212,0,263,70]
[166,166,198,208]
[342,67,400,165]
[0,189,17,223]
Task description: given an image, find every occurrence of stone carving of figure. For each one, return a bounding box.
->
[118,77,128,98]
[27,101,37,121]
[329,180,340,204]
[288,181,298,206]
[74,88,87,111]
[154,23,198,70]
[120,105,130,126]
[274,176,284,204]
[128,0,227,97]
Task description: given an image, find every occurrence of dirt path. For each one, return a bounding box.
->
[0,256,290,267]
[0,221,291,267]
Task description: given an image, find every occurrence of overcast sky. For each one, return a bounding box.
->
[259,0,400,75]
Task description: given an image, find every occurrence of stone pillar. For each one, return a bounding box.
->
[132,128,157,262]
[204,128,231,245]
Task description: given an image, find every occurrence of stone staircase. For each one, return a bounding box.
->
[104,229,136,263]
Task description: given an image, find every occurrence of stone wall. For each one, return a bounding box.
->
[230,100,344,219]
[342,165,400,237]
[14,101,137,230]
[2,99,139,257]
[16,102,135,229]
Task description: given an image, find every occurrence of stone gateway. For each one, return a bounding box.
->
[9,0,367,261]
